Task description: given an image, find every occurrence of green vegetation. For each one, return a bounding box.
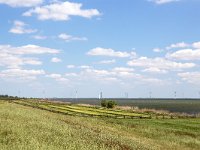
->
[13,100,151,118]
[0,95,20,100]
[101,100,117,108]
[101,100,107,107]
[63,98,200,114]
[0,100,200,150]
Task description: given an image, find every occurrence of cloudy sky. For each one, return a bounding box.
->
[1,0,200,98]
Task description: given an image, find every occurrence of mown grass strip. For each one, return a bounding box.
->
[16,100,148,118]
[48,105,117,117]
[60,105,150,118]
[13,100,170,119]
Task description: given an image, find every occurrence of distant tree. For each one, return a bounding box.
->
[101,100,117,108]
[107,101,117,108]
[101,100,107,107]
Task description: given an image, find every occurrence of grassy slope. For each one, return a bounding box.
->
[0,101,200,150]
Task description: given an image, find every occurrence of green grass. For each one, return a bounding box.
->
[1,100,200,150]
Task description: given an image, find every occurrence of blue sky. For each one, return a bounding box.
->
[1,0,200,98]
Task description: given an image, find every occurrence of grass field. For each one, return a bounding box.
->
[0,100,200,150]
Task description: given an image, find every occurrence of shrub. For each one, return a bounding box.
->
[107,101,117,108]
[101,100,117,108]
[101,100,107,107]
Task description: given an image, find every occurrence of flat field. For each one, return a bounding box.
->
[0,100,200,150]
[54,98,200,114]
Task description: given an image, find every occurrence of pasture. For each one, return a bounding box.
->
[0,99,200,150]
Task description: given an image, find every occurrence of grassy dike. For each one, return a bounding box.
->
[0,101,200,150]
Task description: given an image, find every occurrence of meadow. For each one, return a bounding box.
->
[0,99,200,150]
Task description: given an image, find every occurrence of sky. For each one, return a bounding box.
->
[1,0,200,98]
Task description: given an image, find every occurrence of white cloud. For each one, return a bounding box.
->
[63,66,164,86]
[65,73,78,77]
[9,20,37,34]
[87,47,136,58]
[178,72,200,84]
[46,73,68,83]
[0,52,42,68]
[1,44,60,55]
[23,1,100,21]
[58,33,87,42]
[79,65,91,69]
[0,44,60,68]
[112,67,134,72]
[0,68,45,81]
[149,0,179,5]
[127,57,195,71]
[79,68,164,85]
[51,57,62,63]
[142,67,168,74]
[67,65,75,69]
[32,35,47,40]
[66,65,91,69]
[23,58,42,65]
[46,73,61,78]
[0,0,43,7]
[167,49,200,60]
[192,42,200,49]
[166,42,189,50]
[153,48,163,53]
[97,59,116,64]
[80,68,121,84]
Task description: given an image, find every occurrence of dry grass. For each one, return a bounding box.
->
[1,101,200,150]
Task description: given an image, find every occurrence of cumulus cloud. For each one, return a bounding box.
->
[58,33,87,42]
[153,48,163,53]
[112,67,134,72]
[51,57,62,63]
[32,35,47,40]
[46,73,68,83]
[0,0,43,7]
[0,44,60,68]
[166,42,189,50]
[79,65,91,69]
[167,49,200,60]
[127,57,195,71]
[67,65,76,69]
[97,59,116,64]
[9,20,37,34]
[23,1,100,21]
[192,42,200,49]
[1,44,60,55]
[87,47,136,58]
[0,52,42,68]
[142,67,168,74]
[0,68,45,81]
[95,68,163,84]
[149,0,179,5]
[178,72,200,84]
[64,67,164,86]
[23,58,42,65]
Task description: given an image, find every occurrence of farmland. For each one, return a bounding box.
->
[0,99,200,150]
[12,99,198,119]
[54,98,200,114]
